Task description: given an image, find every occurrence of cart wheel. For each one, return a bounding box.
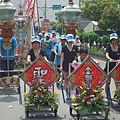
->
[25,110,29,118]
[54,110,57,116]
[77,111,80,120]
[51,108,53,111]
[69,107,72,115]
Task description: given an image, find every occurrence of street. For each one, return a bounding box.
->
[0,59,120,120]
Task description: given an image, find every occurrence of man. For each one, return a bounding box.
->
[54,35,66,87]
[41,33,53,61]
[0,37,18,77]
[50,30,58,62]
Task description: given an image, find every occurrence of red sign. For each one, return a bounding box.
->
[20,55,60,86]
[43,19,50,32]
[68,56,108,89]
[110,63,120,82]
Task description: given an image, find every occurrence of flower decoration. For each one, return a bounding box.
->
[71,83,110,117]
[113,84,120,104]
[14,57,29,69]
[24,80,60,111]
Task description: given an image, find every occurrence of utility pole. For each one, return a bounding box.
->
[44,0,47,19]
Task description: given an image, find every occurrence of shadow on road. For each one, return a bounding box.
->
[0,95,18,102]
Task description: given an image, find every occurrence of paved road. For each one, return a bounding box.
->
[0,59,120,120]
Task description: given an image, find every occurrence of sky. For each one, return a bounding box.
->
[10,0,80,22]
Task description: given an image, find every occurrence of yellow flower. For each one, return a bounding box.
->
[55,92,60,96]
[82,90,87,95]
[93,89,98,93]
[43,89,47,92]
[112,89,115,93]
[34,90,38,93]
[103,92,107,98]
[72,95,76,102]
[24,92,28,97]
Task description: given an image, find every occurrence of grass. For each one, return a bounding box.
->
[88,48,105,55]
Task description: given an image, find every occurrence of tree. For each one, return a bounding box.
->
[98,5,120,35]
[81,0,110,21]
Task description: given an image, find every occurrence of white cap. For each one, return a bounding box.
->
[66,34,75,42]
[31,35,40,42]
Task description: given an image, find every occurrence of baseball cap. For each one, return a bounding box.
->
[110,33,118,40]
[31,35,40,43]
[41,31,45,34]
[66,34,75,42]
[76,35,79,39]
[52,30,56,34]
[38,32,43,36]
[45,33,51,37]
[60,35,66,40]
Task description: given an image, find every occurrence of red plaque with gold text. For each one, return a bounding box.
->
[110,63,120,82]
[68,56,108,89]
[20,55,60,86]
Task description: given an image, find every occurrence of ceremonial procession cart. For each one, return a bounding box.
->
[107,60,120,113]
[67,56,110,120]
[19,55,60,117]
[0,0,32,104]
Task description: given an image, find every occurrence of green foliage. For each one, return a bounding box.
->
[72,85,110,116]
[81,0,120,34]
[14,57,28,69]
[113,88,120,104]
[101,35,110,47]
[98,5,120,35]
[88,48,105,55]
[24,81,60,111]
[81,0,110,21]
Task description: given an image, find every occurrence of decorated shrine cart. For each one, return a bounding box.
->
[19,55,60,118]
[108,60,120,112]
[67,56,110,120]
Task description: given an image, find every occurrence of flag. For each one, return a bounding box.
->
[23,0,38,23]
[23,0,39,35]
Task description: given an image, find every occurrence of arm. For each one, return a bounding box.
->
[54,44,61,56]
[0,47,1,57]
[60,52,64,71]
[106,52,114,61]
[14,46,18,57]
[43,56,49,63]
[26,55,31,64]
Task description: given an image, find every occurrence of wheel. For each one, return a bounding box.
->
[51,108,53,111]
[54,110,57,116]
[69,107,72,115]
[56,83,59,87]
[77,111,80,120]
[25,109,29,118]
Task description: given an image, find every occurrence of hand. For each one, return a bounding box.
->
[26,59,31,64]
[72,60,78,66]
[109,59,115,62]
[56,53,61,56]
[60,66,63,72]
[14,54,18,59]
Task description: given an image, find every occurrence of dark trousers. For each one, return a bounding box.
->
[50,51,55,62]
[0,60,15,77]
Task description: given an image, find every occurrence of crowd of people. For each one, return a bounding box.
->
[0,30,120,101]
